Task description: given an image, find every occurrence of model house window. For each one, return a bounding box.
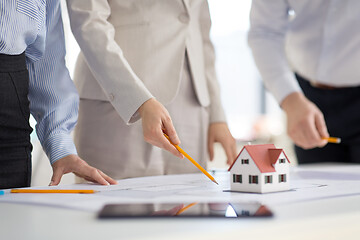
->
[265,175,272,184]
[233,174,242,183]
[249,175,258,184]
[241,210,250,216]
[279,174,287,183]
[241,159,249,164]
[279,158,286,163]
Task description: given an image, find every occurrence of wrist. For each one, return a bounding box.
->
[280,92,306,112]
[138,98,155,117]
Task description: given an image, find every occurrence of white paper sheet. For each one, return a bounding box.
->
[1,165,360,212]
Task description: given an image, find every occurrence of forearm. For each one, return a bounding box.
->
[66,0,153,124]
[248,0,302,104]
[28,0,78,164]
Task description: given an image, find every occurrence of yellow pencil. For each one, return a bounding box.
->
[176,202,198,215]
[11,189,96,194]
[322,137,341,144]
[163,133,218,185]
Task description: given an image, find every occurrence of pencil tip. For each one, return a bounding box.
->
[213,180,219,185]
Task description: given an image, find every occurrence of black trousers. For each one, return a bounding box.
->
[295,73,360,164]
[0,53,33,189]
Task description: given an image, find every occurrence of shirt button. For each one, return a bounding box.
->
[109,93,115,101]
[178,13,190,24]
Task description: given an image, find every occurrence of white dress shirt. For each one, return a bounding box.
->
[0,0,78,164]
[248,0,360,104]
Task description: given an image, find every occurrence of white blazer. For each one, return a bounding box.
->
[66,0,226,124]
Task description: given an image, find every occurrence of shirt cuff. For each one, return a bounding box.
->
[209,100,227,123]
[110,90,154,125]
[42,132,78,165]
[266,72,303,105]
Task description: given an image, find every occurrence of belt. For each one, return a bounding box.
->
[310,81,338,90]
[296,72,357,90]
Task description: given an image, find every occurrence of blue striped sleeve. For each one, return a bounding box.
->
[27,0,79,164]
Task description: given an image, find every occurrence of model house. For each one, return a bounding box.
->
[228,144,290,193]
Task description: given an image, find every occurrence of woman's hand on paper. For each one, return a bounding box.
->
[50,154,118,186]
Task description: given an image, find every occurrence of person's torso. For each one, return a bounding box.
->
[0,0,47,62]
[286,0,360,85]
[75,0,210,106]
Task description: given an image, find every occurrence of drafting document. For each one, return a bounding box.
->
[1,164,360,212]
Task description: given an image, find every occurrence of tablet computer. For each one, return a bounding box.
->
[98,202,273,219]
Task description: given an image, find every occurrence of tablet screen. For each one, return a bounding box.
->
[98,202,273,218]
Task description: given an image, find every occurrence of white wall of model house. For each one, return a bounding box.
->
[230,150,260,193]
[230,150,290,193]
[267,152,290,192]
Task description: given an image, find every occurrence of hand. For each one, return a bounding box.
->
[208,123,237,165]
[281,92,329,149]
[50,154,118,186]
[138,98,183,158]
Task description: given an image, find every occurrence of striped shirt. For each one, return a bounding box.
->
[0,0,78,164]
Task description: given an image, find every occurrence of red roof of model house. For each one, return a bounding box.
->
[228,144,290,173]
[254,205,273,216]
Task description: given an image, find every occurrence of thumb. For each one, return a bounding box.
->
[315,112,329,138]
[50,168,64,186]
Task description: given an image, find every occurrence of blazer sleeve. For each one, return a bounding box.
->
[66,0,153,124]
[199,1,227,123]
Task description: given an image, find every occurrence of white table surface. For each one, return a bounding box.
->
[1,163,360,240]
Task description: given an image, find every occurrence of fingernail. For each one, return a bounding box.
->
[49,181,54,186]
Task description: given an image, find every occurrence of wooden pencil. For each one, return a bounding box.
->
[322,137,341,144]
[10,189,96,194]
[163,133,218,185]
